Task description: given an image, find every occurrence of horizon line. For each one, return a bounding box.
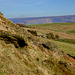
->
[8,14,75,19]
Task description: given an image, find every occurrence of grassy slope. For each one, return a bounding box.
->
[0,14,75,75]
[41,38,75,56]
[28,23,75,57]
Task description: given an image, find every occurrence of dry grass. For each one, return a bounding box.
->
[39,37,75,57]
[28,23,75,39]
[0,14,75,75]
[27,23,75,57]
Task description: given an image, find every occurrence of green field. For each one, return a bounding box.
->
[28,23,75,57]
[57,39,75,44]
[29,23,75,33]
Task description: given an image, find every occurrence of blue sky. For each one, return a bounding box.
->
[0,0,75,18]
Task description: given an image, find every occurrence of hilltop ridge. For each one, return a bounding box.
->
[10,15,75,25]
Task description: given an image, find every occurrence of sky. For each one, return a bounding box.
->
[0,0,75,18]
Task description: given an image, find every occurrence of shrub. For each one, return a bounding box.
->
[55,35,59,40]
[46,33,54,39]
[27,30,37,36]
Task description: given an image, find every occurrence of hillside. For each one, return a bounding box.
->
[28,23,75,56]
[0,12,75,75]
[10,15,75,25]
[29,23,75,39]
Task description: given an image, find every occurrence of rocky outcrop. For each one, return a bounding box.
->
[0,30,28,48]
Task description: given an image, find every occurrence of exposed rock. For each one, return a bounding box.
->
[0,30,28,48]
[42,41,58,51]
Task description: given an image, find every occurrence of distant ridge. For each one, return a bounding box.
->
[9,15,75,25]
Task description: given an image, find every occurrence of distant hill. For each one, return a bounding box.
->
[10,15,75,25]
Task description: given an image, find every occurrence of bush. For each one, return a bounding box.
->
[46,33,60,40]
[27,30,37,36]
[46,33,54,39]
[55,35,59,40]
